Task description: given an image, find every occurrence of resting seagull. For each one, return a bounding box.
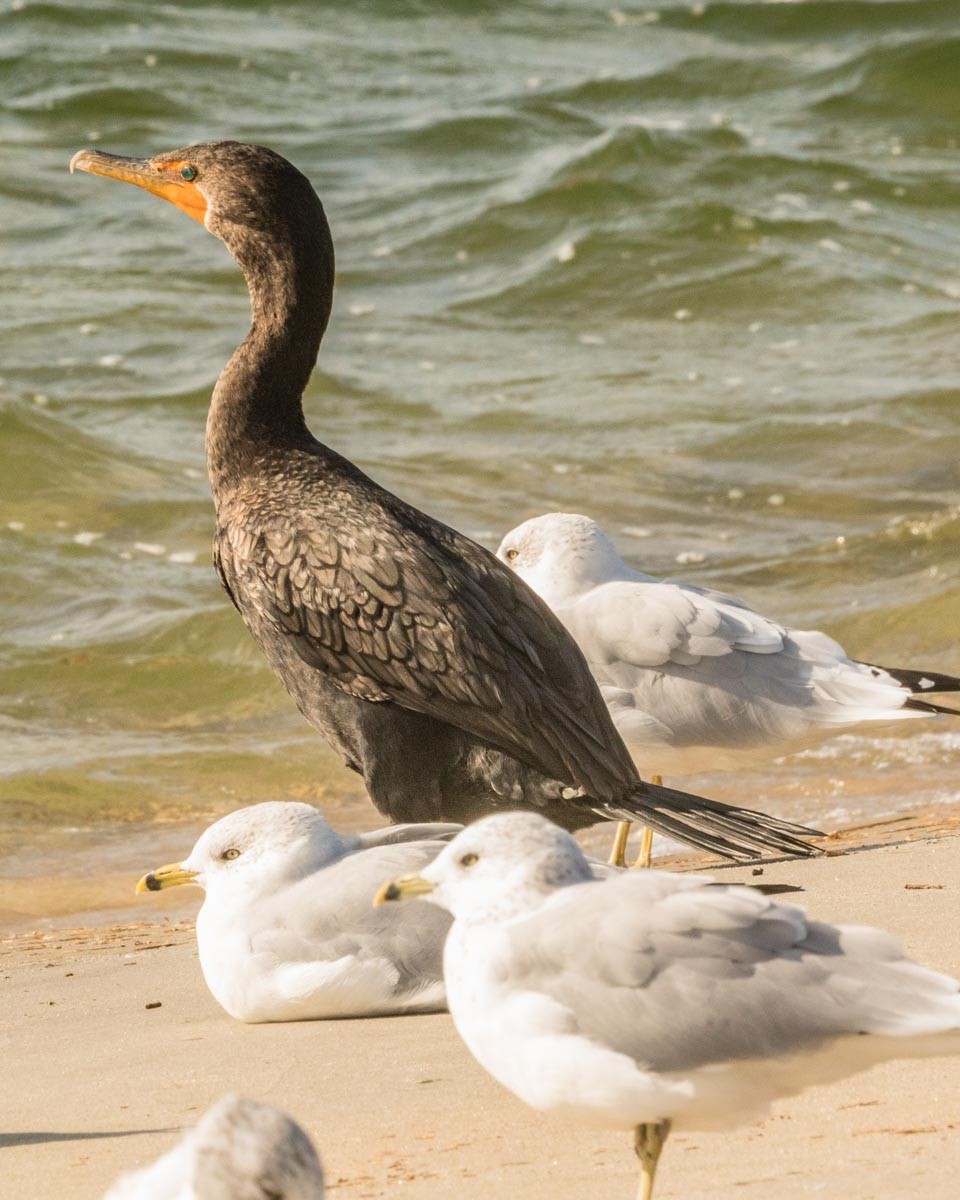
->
[137,802,455,1020]
[377,812,960,1200]
[104,1094,324,1199]
[498,512,960,864]
[70,142,818,864]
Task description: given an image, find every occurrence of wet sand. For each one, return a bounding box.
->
[4,809,960,1199]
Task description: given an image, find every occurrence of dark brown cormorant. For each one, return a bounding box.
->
[70,142,820,860]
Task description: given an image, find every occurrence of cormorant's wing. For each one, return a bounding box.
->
[213,539,243,613]
[215,486,637,802]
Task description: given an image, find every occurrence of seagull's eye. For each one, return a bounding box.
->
[180,164,198,182]
[222,848,241,861]
[505,548,519,561]
[460,852,479,867]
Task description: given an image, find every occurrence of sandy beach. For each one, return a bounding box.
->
[4,808,960,1199]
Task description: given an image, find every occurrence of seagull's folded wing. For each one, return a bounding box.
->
[252,841,452,989]
[565,579,786,671]
[496,872,960,1074]
[357,823,463,850]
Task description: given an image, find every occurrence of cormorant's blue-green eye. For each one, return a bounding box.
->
[181,165,198,182]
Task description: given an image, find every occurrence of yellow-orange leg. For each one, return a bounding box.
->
[608,819,631,867]
[635,1119,670,1200]
[631,775,662,869]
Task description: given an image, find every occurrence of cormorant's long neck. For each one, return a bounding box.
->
[205,214,335,498]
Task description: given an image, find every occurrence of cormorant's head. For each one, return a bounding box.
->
[70,141,331,272]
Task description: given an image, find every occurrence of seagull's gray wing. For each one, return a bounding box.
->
[356,822,463,850]
[253,841,450,993]
[497,873,960,1073]
[564,578,786,670]
[563,578,915,750]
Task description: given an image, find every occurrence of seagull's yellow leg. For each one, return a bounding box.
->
[609,819,631,868]
[631,775,662,869]
[634,1120,669,1200]
[634,825,655,870]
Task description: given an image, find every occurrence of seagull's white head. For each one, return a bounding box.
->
[497,512,629,604]
[136,802,349,903]
[377,812,594,924]
[189,1095,325,1199]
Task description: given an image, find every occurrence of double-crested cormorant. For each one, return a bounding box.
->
[70,141,819,860]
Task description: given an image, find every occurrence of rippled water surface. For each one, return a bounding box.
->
[2,1,959,916]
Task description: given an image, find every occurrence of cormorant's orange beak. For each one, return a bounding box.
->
[70,149,208,225]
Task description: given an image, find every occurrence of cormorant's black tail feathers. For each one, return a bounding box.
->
[858,661,960,696]
[597,782,823,862]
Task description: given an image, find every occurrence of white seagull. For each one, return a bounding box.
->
[104,1094,324,1199]
[137,802,456,1021]
[377,812,960,1200]
[497,512,959,864]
